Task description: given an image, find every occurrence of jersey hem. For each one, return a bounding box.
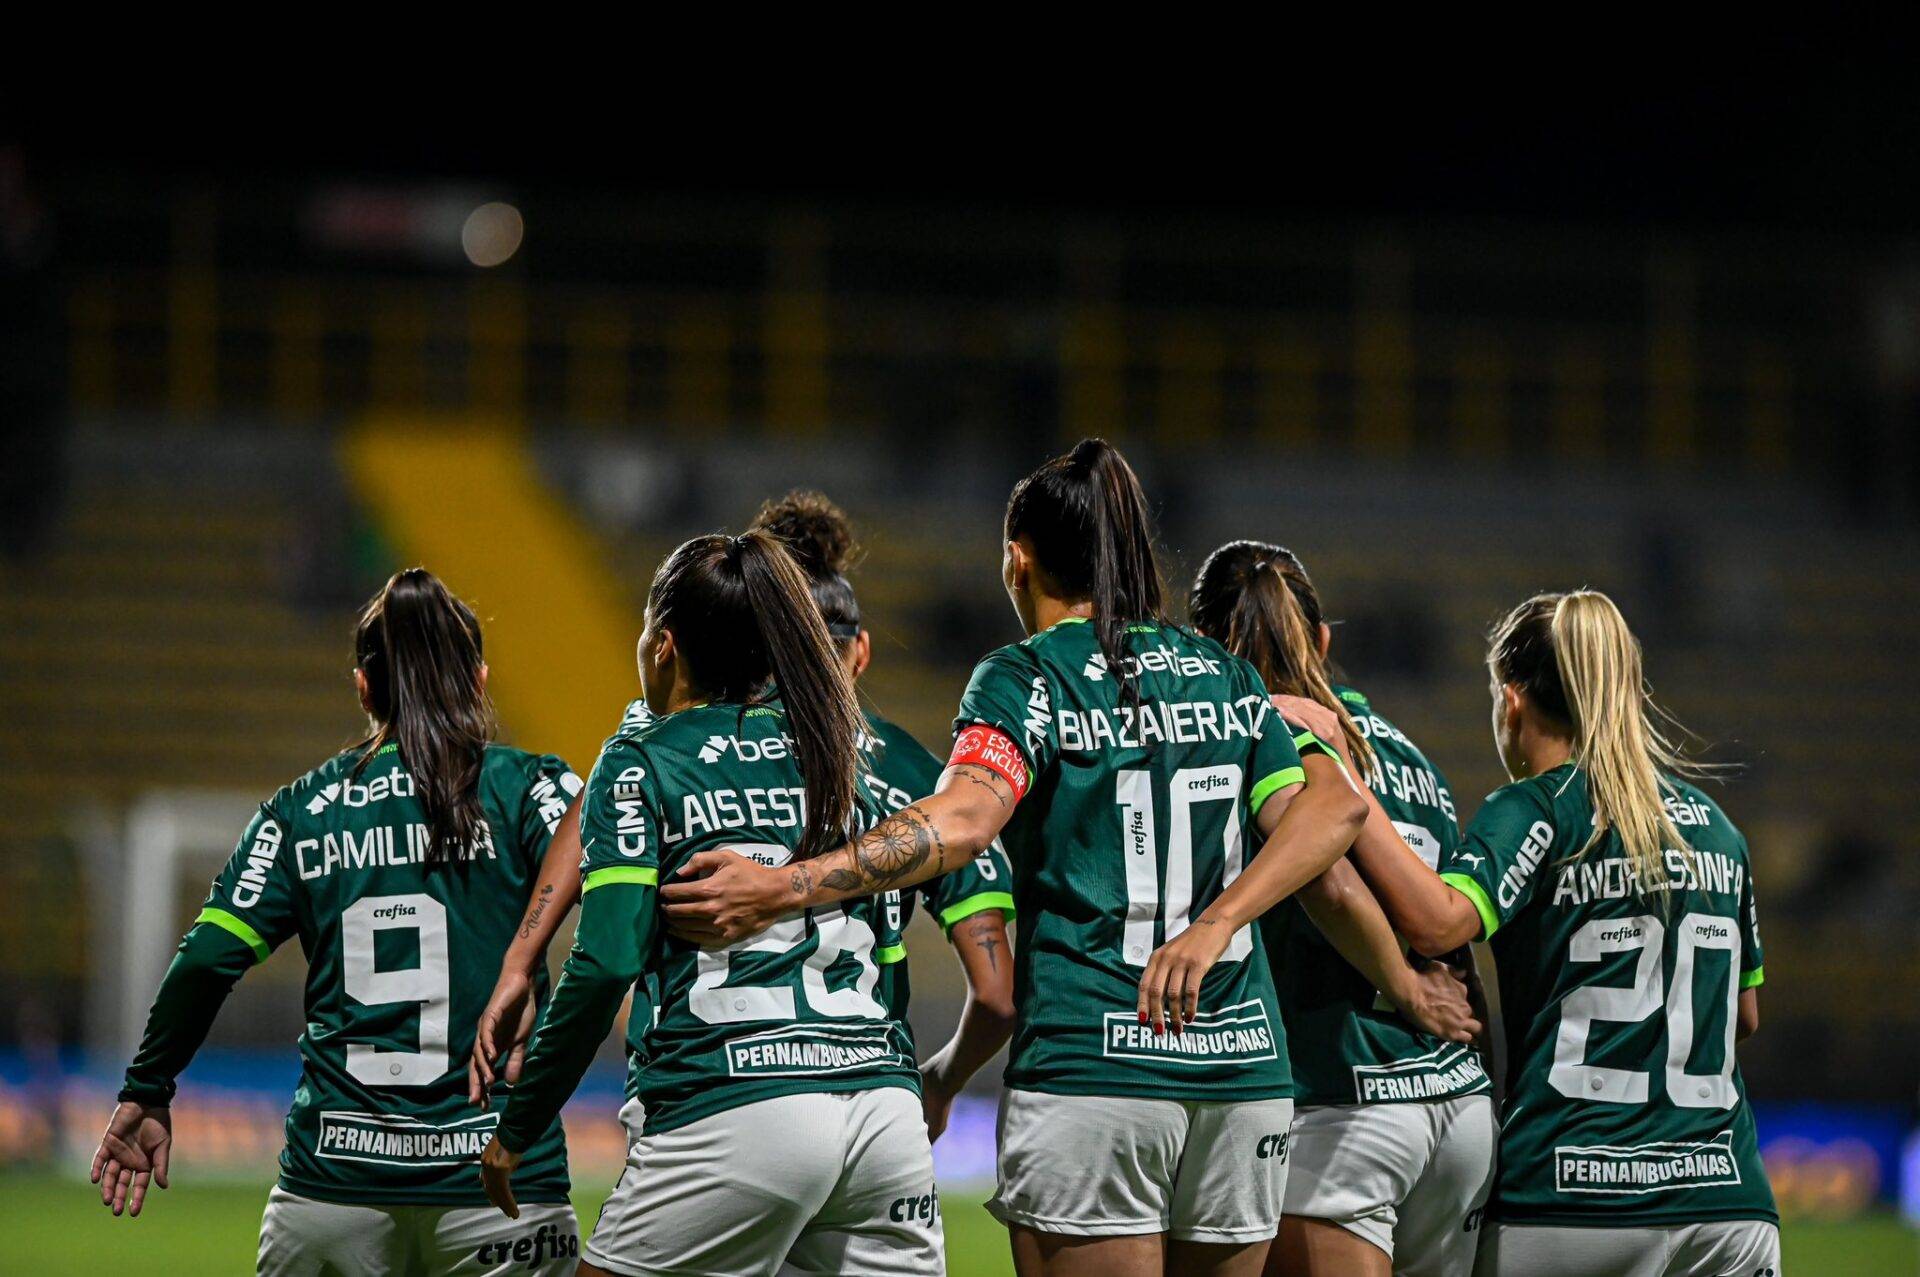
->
[1488,1205,1780,1229]
[639,1073,920,1137]
[273,1172,573,1209]
[1005,1077,1294,1105]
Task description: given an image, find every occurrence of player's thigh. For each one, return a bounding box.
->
[1670,1219,1781,1276]
[1472,1223,1665,1277]
[989,1088,1187,1237]
[257,1187,406,1277]
[1280,1102,1426,1264]
[584,1093,844,1277]
[1009,1226,1165,1277]
[426,1201,580,1276]
[1269,1217,1392,1277]
[1391,1095,1498,1277]
[1170,1097,1294,1247]
[781,1087,943,1277]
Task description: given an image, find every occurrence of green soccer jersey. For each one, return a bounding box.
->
[500,700,920,1147]
[861,709,1016,1037]
[1265,686,1491,1106]
[1438,766,1775,1227]
[954,617,1308,1102]
[126,742,581,1207]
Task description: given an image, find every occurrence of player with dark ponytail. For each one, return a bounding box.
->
[95,568,584,1274]
[1190,542,1492,1277]
[751,491,1018,1143]
[664,440,1421,1277]
[482,531,943,1277]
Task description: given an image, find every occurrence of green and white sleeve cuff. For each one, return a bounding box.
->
[938,891,1016,935]
[1439,872,1501,941]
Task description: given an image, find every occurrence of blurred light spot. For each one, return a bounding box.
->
[462,202,523,268]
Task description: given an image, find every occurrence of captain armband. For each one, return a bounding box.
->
[948,726,1031,803]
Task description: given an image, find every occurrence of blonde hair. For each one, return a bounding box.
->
[1489,590,1700,896]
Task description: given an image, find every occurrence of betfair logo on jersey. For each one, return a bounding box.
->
[1352,1043,1489,1102]
[699,732,794,765]
[317,1110,497,1167]
[723,1024,903,1078]
[1496,820,1555,910]
[1555,1131,1742,1195]
[305,764,416,816]
[1103,1000,1279,1066]
[1082,645,1224,683]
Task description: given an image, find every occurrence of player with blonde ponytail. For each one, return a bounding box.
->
[1337,588,1778,1276]
[1534,591,1701,897]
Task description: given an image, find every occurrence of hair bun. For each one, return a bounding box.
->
[749,489,859,578]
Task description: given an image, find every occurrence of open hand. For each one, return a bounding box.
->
[661,850,798,945]
[1137,917,1234,1036]
[91,1102,172,1217]
[1271,693,1349,764]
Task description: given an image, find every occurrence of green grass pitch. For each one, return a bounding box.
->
[9,1173,1916,1274]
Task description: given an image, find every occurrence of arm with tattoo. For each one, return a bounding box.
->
[663,762,1020,943]
[791,763,1014,905]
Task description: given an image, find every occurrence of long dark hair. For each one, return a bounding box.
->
[1005,438,1166,709]
[749,489,861,643]
[649,531,863,859]
[1189,541,1374,774]
[353,568,497,868]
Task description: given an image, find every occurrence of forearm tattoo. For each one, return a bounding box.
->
[819,804,947,895]
[519,883,555,939]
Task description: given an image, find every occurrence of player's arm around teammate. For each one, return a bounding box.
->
[669,441,1372,1277]
[751,489,1017,1142]
[1189,542,1495,1277]
[1426,593,1775,1277]
[485,532,944,1277]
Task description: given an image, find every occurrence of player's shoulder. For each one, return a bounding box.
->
[271,742,384,824]
[1661,774,1746,854]
[1475,764,1579,831]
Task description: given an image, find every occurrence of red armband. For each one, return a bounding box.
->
[949,726,1030,802]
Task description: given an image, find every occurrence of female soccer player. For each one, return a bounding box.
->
[468,491,1015,1147]
[1333,591,1777,1277]
[1188,542,1496,1277]
[661,439,1466,1277]
[479,531,945,1276]
[753,489,1017,1139]
[92,568,584,1275]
